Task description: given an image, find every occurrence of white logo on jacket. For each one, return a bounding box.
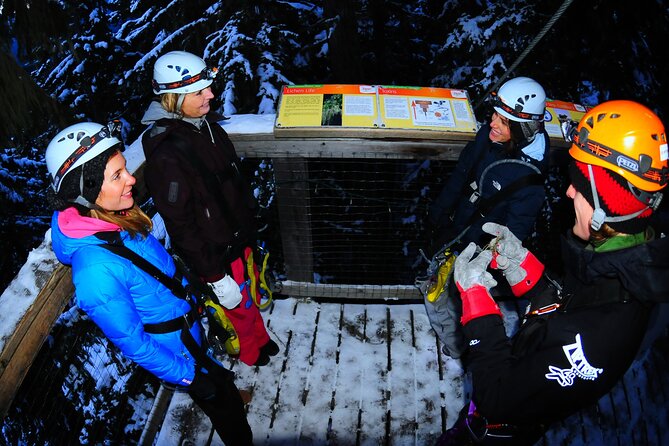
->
[545,334,603,387]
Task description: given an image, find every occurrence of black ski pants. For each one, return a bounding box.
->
[188,367,253,445]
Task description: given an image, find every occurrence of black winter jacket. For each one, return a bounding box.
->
[463,233,669,427]
[429,124,549,250]
[142,114,258,281]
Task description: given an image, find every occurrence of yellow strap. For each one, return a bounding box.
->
[203,297,240,355]
[426,251,457,303]
[245,248,273,310]
[259,249,273,302]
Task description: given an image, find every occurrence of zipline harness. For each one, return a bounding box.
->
[96,234,241,360]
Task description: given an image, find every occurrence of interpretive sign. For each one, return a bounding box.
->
[274,84,478,137]
[544,99,588,139]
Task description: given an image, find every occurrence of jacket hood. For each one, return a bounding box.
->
[141,100,182,126]
[519,133,547,163]
[141,114,186,161]
[51,207,120,266]
[141,100,207,131]
[141,100,226,129]
[141,101,227,160]
[561,231,669,302]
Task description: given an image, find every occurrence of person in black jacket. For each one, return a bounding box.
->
[424,77,550,359]
[438,100,669,445]
[141,50,279,367]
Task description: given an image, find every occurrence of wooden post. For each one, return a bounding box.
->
[273,158,314,282]
[137,383,175,446]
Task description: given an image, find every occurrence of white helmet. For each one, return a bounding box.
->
[152,51,218,95]
[46,121,122,193]
[492,77,546,123]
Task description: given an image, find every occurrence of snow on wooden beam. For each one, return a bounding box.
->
[0,241,73,417]
[229,132,470,160]
[277,280,422,300]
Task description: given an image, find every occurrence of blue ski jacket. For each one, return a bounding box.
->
[429,124,549,249]
[50,207,202,386]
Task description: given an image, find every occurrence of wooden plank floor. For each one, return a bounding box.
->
[155,298,669,446]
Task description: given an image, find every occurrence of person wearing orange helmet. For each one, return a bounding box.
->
[436,100,669,445]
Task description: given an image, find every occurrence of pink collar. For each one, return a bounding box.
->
[58,207,121,239]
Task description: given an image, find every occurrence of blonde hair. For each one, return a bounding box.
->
[160,93,181,114]
[89,204,153,238]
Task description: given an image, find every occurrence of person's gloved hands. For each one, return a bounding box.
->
[209,275,243,309]
[482,222,544,296]
[453,242,502,325]
[188,369,217,401]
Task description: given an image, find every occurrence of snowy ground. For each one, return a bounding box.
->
[154,297,669,446]
[156,297,470,445]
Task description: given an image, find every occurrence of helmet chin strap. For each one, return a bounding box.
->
[587,164,652,231]
[71,168,97,209]
[176,94,186,114]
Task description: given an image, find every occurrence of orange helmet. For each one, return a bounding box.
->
[569,100,668,192]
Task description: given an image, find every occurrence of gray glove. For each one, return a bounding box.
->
[453,243,497,292]
[453,242,500,325]
[482,222,544,296]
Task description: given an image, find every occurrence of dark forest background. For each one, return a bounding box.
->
[1,0,668,290]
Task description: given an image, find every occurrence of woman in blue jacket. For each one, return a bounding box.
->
[424,77,550,359]
[46,121,252,445]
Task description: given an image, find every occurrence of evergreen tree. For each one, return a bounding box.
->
[206,1,303,115]
[531,0,669,121]
[0,0,69,144]
[0,141,51,287]
[35,2,136,124]
[428,0,558,117]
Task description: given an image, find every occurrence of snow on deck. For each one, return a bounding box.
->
[156,298,669,446]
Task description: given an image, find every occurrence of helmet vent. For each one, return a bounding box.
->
[586,116,594,128]
[166,64,189,77]
[597,113,607,122]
